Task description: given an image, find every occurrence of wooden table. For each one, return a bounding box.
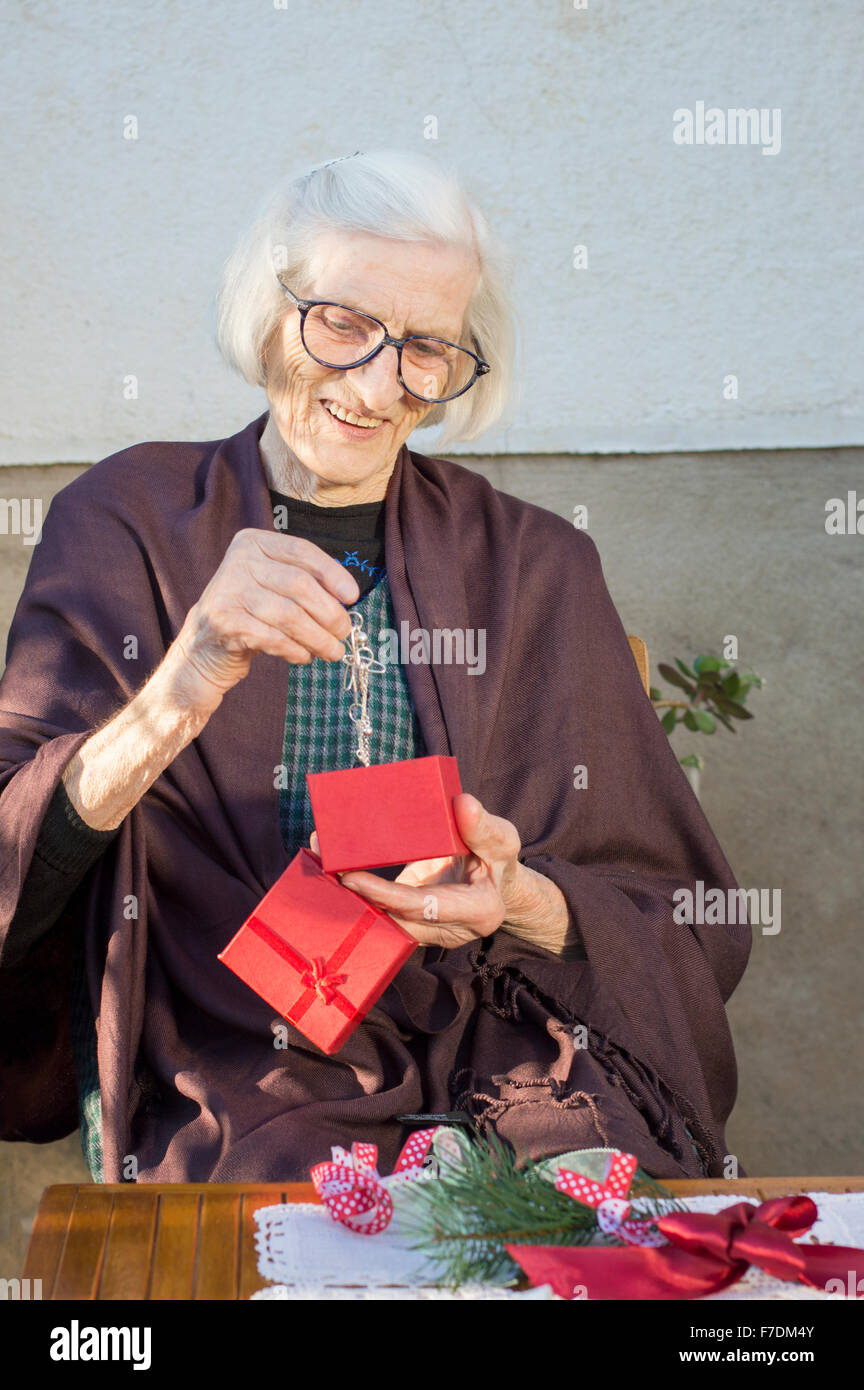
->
[22,1176,864,1301]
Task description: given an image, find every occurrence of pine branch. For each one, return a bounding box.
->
[397,1131,683,1287]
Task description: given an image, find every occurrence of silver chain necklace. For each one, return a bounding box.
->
[341,608,385,766]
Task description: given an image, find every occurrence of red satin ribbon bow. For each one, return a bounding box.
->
[299,956,347,1004]
[507,1193,864,1300]
[245,907,379,1026]
[556,1151,666,1247]
[311,1128,440,1235]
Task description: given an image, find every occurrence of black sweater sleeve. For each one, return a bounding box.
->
[2,778,120,966]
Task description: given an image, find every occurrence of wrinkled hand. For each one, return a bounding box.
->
[309,793,522,949]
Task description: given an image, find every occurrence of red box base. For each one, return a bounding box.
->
[217,848,416,1054]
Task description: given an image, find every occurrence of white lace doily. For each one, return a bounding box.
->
[251,1198,540,1299]
[252,1281,554,1301]
[249,1190,864,1301]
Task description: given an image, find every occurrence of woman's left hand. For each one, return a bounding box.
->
[309,792,574,951]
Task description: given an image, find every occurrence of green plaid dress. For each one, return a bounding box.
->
[73,573,425,1180]
[70,945,104,1180]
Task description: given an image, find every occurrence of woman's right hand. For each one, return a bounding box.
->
[168,528,361,713]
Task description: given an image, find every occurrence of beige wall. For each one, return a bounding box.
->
[2,446,862,1272]
[3,2,861,463]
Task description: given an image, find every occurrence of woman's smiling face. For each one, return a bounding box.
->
[263,227,480,493]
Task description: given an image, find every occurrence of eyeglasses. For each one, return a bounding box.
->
[277,279,490,404]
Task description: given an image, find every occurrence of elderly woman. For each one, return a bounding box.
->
[0,150,749,1184]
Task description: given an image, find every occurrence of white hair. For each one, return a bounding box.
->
[216,149,517,447]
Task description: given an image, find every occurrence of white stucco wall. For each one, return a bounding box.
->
[0,0,860,463]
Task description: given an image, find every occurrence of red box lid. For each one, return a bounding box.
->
[306,754,469,872]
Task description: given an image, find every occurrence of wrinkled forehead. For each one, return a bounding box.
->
[301,228,480,341]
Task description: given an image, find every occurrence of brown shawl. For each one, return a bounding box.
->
[0,412,750,1180]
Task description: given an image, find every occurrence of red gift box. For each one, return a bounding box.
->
[217,848,416,1055]
[306,754,470,872]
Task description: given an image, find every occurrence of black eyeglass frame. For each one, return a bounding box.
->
[277,280,491,404]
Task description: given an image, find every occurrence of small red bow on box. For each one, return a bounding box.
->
[299,956,346,1004]
[555,1151,666,1248]
[311,1129,440,1235]
[508,1192,864,1299]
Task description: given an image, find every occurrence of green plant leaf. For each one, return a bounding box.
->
[713,695,743,713]
[679,753,703,769]
[722,673,741,698]
[683,709,699,732]
[661,709,677,735]
[736,671,764,699]
[658,664,696,696]
[674,658,697,680]
[723,701,754,720]
[649,686,663,702]
[692,709,716,733]
[693,655,727,674]
[711,709,736,733]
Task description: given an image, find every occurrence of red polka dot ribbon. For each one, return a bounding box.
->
[311,1128,440,1235]
[555,1150,666,1248]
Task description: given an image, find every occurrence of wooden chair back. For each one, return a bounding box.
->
[627,634,650,696]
